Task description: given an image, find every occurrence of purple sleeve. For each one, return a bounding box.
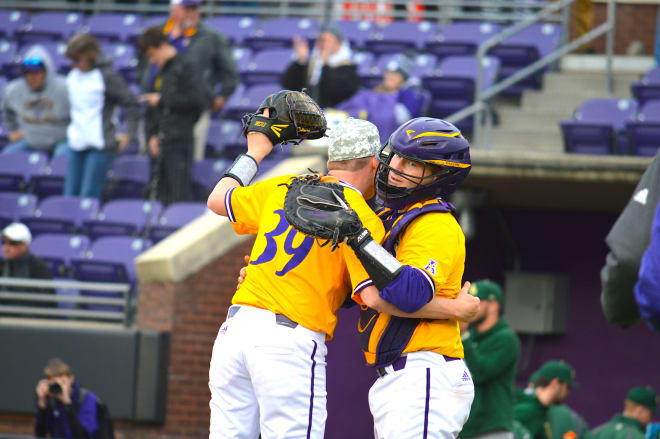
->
[634,201,660,332]
[378,265,435,313]
[78,393,99,436]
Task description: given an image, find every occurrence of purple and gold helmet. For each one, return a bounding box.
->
[376,118,471,209]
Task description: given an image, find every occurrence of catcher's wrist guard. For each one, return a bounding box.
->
[349,229,403,290]
[223,154,259,187]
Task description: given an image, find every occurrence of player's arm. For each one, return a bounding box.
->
[207,109,273,217]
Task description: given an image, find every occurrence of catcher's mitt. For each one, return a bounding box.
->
[243,90,327,145]
[283,174,364,251]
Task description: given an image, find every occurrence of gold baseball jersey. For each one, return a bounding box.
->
[225,174,384,339]
[354,199,466,364]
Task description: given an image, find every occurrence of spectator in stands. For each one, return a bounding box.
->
[0,222,54,311]
[63,33,139,199]
[1,45,69,157]
[35,358,101,438]
[337,54,428,143]
[514,361,577,439]
[137,0,239,163]
[460,280,521,439]
[592,386,657,439]
[634,199,660,332]
[601,149,660,328]
[139,26,206,205]
[281,25,360,108]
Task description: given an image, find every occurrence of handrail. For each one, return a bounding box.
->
[0,277,133,327]
[447,0,616,149]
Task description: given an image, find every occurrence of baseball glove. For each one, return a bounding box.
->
[243,90,327,146]
[283,174,364,251]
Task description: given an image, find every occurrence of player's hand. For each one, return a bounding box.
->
[9,129,24,143]
[236,255,250,289]
[36,379,49,408]
[246,108,274,162]
[453,282,480,322]
[140,93,161,107]
[116,133,130,152]
[293,35,309,63]
[212,96,226,112]
[148,136,160,157]
[54,375,72,405]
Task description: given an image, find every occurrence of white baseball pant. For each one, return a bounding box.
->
[369,351,475,439]
[209,305,328,439]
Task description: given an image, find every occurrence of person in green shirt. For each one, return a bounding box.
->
[460,280,521,439]
[592,386,658,439]
[514,361,578,439]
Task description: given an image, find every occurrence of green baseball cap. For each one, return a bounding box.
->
[626,386,658,412]
[469,279,503,303]
[533,360,578,388]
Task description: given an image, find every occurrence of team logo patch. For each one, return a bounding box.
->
[270,124,289,138]
[424,258,437,276]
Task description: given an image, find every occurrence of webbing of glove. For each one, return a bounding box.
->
[242,90,326,146]
[283,176,363,251]
[348,229,404,290]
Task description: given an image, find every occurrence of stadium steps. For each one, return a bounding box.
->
[487,68,640,153]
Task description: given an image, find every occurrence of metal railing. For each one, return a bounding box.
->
[446,0,616,149]
[0,277,133,327]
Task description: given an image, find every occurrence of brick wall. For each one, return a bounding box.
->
[0,238,255,439]
[590,2,659,54]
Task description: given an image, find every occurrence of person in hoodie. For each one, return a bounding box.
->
[1,45,70,157]
[63,33,139,199]
[280,25,359,108]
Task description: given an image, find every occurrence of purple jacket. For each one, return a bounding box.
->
[35,382,99,438]
[634,200,660,332]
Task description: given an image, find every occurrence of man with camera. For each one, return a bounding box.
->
[34,358,101,438]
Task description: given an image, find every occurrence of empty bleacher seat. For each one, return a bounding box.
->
[192,159,228,200]
[0,151,48,192]
[560,98,638,155]
[0,192,37,228]
[223,83,281,121]
[231,47,253,73]
[0,10,27,39]
[245,18,319,51]
[205,119,242,157]
[149,201,207,243]
[31,154,68,198]
[425,22,501,61]
[626,101,660,157]
[30,233,90,277]
[22,196,100,236]
[365,21,437,54]
[84,199,163,239]
[354,51,378,88]
[240,48,295,86]
[86,13,142,43]
[0,41,18,77]
[105,155,150,199]
[332,20,375,49]
[631,67,660,107]
[206,16,256,46]
[18,12,84,44]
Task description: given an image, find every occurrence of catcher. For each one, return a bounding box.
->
[206,91,479,438]
[285,117,476,439]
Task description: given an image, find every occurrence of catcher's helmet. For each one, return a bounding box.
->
[375,117,471,210]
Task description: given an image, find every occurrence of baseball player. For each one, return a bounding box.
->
[287,117,476,438]
[206,96,478,438]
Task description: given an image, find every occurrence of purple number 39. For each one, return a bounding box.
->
[250,209,314,276]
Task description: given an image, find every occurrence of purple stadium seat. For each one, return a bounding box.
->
[240,48,295,86]
[108,44,138,83]
[412,53,437,79]
[0,10,28,39]
[206,119,242,156]
[150,201,207,242]
[192,159,229,200]
[332,20,375,49]
[31,234,90,277]
[366,21,437,54]
[425,22,501,61]
[488,22,561,96]
[105,156,150,199]
[353,51,377,88]
[631,67,660,106]
[0,41,18,77]
[86,13,142,43]
[0,192,37,225]
[223,83,281,120]
[423,56,500,130]
[245,18,319,51]
[84,199,163,239]
[626,101,660,157]
[560,98,638,155]
[30,154,68,198]
[206,16,256,46]
[18,12,84,44]
[231,47,253,73]
[22,196,100,236]
[0,151,48,192]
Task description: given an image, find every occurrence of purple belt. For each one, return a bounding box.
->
[376,355,459,377]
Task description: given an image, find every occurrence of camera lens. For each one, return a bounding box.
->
[48,383,62,395]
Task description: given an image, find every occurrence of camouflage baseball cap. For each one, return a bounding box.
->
[626,386,658,412]
[328,118,380,162]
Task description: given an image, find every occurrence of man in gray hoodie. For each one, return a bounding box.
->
[1,45,70,156]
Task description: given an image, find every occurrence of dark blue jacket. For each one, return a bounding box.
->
[634,200,660,332]
[35,382,99,438]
